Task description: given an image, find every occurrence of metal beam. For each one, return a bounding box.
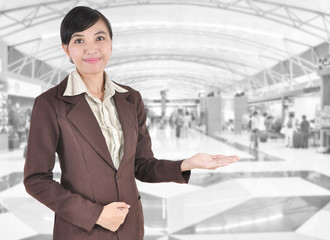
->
[2,0,330,39]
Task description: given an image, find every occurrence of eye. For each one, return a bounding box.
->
[74,39,84,44]
[96,36,105,41]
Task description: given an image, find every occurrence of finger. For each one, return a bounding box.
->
[117,206,130,211]
[225,156,240,162]
[211,154,225,159]
[222,156,239,162]
[215,156,239,165]
[216,155,240,161]
[228,155,240,160]
[215,159,237,167]
[122,208,129,215]
[118,206,130,212]
[211,156,234,163]
[115,202,130,209]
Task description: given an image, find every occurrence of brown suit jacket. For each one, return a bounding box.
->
[24,77,190,240]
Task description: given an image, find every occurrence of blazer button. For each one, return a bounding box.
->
[116,174,120,180]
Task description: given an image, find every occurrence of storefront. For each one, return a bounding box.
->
[0,80,8,150]
[1,77,41,150]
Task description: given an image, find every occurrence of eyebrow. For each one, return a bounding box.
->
[71,31,108,38]
[71,33,83,38]
[95,31,107,35]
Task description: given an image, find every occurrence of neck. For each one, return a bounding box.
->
[79,71,104,92]
[77,70,105,101]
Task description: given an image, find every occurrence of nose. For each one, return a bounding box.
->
[84,41,98,54]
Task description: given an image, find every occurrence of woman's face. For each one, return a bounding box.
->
[62,19,112,77]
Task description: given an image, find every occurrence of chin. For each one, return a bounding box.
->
[81,65,104,74]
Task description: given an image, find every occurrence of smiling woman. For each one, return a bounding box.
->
[23,6,239,240]
[61,20,112,91]
[60,7,113,98]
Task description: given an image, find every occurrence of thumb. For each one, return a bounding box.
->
[115,202,130,209]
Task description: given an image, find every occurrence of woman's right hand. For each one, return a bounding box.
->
[96,202,130,231]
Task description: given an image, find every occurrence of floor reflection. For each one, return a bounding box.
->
[0,127,329,240]
[173,196,330,234]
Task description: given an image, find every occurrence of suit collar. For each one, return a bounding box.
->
[63,69,128,98]
[56,76,133,170]
[57,76,131,103]
[57,77,83,104]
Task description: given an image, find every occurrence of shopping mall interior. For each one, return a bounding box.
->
[0,1,330,240]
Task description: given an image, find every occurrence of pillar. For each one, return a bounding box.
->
[205,96,222,136]
[317,56,330,152]
[0,40,9,150]
[234,95,248,133]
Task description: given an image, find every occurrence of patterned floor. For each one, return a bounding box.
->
[0,125,329,240]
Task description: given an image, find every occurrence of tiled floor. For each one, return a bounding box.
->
[0,125,329,240]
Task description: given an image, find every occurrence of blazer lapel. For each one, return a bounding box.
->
[114,91,136,167]
[57,78,115,170]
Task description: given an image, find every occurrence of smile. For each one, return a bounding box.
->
[85,58,101,63]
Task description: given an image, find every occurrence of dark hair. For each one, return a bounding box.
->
[60,6,113,45]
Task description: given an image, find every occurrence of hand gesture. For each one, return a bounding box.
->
[181,153,239,171]
[96,202,130,231]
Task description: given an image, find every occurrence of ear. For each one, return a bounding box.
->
[62,44,70,56]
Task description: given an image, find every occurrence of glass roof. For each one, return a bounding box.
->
[1,0,329,100]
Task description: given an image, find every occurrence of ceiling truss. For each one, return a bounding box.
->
[1,0,329,98]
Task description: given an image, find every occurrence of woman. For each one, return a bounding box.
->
[24,6,239,240]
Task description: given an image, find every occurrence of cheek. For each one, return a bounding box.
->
[102,48,112,60]
[68,48,81,60]
[101,42,112,56]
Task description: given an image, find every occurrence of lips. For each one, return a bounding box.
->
[85,58,101,63]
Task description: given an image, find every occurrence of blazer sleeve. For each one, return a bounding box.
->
[133,92,190,183]
[24,96,103,231]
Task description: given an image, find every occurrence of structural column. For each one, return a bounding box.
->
[0,40,9,150]
[205,96,222,136]
[234,94,248,133]
[317,57,330,152]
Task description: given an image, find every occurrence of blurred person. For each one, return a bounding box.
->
[250,111,260,149]
[259,112,267,132]
[145,107,152,130]
[284,112,297,147]
[247,114,252,131]
[175,108,184,138]
[23,6,240,240]
[228,119,234,131]
[190,110,197,128]
[310,119,315,129]
[265,115,273,132]
[23,109,32,158]
[300,115,310,148]
[182,110,191,138]
[24,109,32,138]
[259,112,268,142]
[169,110,176,128]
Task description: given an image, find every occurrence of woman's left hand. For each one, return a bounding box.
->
[181,153,239,171]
